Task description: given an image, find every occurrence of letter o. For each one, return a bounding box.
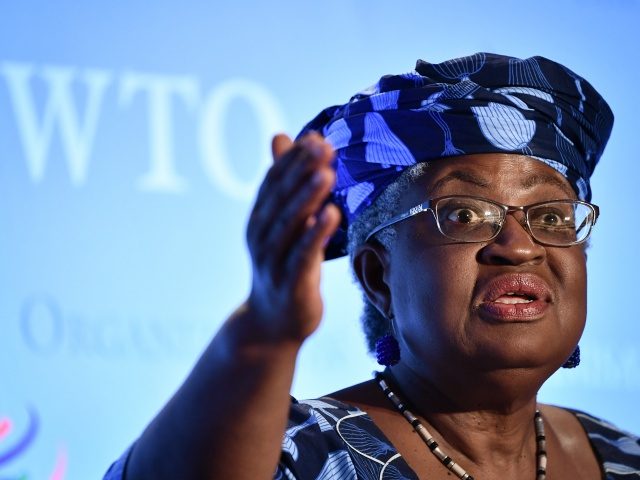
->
[199,78,286,200]
[20,295,64,354]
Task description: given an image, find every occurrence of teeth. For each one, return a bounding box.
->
[494,296,533,304]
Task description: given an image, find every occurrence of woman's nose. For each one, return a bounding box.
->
[478,214,547,266]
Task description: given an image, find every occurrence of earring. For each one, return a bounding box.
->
[562,345,580,368]
[375,314,400,366]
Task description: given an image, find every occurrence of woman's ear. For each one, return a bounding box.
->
[352,242,392,317]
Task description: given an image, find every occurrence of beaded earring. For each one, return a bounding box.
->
[562,345,580,368]
[375,314,400,366]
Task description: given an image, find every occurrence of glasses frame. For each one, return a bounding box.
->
[365,195,600,247]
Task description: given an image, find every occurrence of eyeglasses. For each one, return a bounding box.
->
[365,195,600,247]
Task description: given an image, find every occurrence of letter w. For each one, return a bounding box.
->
[1,62,111,184]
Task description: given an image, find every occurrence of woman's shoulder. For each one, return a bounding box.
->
[285,396,370,440]
[544,404,640,478]
[566,408,639,438]
[279,395,418,480]
[569,408,640,477]
[284,394,388,457]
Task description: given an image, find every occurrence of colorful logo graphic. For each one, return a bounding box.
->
[0,407,67,479]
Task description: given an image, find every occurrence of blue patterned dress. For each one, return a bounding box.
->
[103,398,640,479]
[276,398,640,480]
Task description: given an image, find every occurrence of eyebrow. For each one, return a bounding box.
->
[428,169,577,199]
[429,170,490,196]
[520,173,576,198]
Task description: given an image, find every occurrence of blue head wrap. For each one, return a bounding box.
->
[298,53,614,259]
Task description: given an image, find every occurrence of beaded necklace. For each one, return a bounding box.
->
[375,372,547,480]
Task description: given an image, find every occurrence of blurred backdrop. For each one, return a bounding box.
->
[1,1,639,478]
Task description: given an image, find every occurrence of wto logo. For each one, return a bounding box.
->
[0,61,286,199]
[0,407,67,479]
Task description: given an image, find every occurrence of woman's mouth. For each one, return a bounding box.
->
[477,274,552,321]
[493,292,535,304]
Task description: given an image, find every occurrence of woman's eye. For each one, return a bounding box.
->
[541,213,561,225]
[531,209,574,228]
[447,208,481,224]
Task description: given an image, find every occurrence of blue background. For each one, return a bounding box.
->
[1,1,639,478]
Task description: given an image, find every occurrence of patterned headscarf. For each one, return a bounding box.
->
[298,53,614,259]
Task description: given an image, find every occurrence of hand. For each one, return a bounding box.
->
[245,132,342,344]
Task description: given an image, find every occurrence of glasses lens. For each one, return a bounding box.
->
[435,197,503,241]
[527,201,594,245]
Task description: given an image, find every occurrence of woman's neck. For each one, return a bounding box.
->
[385,362,543,477]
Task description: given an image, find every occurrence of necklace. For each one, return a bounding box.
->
[375,372,547,480]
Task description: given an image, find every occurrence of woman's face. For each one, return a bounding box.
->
[385,154,587,380]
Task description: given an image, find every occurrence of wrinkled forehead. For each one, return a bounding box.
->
[398,154,578,210]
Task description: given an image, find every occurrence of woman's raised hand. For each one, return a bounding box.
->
[246,132,342,344]
[123,133,341,480]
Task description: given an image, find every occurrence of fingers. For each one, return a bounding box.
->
[261,164,335,272]
[253,139,316,215]
[261,132,332,195]
[248,133,335,265]
[271,134,293,162]
[244,133,342,343]
[286,203,342,278]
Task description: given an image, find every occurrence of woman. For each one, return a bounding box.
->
[104,53,640,479]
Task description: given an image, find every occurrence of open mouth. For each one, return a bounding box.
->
[493,292,536,305]
[478,274,551,321]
